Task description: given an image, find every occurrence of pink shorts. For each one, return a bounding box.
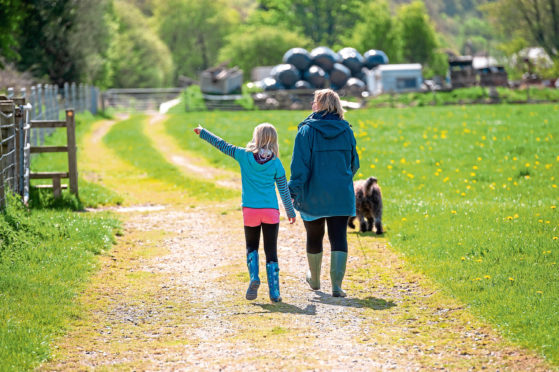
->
[243,207,280,227]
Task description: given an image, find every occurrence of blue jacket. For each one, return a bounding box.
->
[199,128,296,218]
[288,111,359,218]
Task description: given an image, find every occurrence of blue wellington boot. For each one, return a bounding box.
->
[266,261,282,302]
[246,250,260,300]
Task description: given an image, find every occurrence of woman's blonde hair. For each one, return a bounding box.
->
[314,88,345,119]
[246,122,279,157]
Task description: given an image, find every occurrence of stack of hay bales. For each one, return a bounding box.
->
[260,47,389,93]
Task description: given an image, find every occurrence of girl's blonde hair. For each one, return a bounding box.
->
[246,122,279,157]
[314,88,345,119]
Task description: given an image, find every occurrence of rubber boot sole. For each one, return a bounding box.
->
[246,280,260,300]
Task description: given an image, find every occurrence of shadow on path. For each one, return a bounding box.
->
[310,291,396,310]
[252,302,317,315]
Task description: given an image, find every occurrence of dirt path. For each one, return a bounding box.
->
[41,114,552,370]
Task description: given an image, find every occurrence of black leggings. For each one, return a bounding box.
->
[244,223,279,263]
[303,216,349,254]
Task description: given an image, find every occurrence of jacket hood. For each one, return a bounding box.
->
[299,111,351,139]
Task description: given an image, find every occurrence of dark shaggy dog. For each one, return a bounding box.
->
[348,177,383,234]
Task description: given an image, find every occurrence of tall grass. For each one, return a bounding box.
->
[0,195,119,370]
[166,104,559,364]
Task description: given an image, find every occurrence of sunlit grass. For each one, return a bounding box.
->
[167,104,559,364]
[103,114,238,202]
[29,111,123,208]
[0,195,119,370]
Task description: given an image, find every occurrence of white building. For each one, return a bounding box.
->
[366,63,423,95]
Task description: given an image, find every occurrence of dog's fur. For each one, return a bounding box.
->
[348,177,383,234]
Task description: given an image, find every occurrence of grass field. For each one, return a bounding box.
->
[166,103,559,364]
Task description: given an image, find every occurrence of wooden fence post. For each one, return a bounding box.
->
[66,109,78,196]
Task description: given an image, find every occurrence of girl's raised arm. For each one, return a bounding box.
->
[194,126,240,159]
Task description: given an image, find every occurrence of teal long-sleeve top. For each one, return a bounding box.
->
[199,128,296,219]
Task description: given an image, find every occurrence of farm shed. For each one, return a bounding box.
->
[366,64,423,95]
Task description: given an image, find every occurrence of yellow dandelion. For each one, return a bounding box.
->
[470,172,476,177]
[509,277,514,281]
[473,165,478,170]
[387,165,393,170]
[553,237,558,240]
[514,214,519,219]
[407,173,415,179]
[507,216,513,220]
[525,163,531,167]
[477,157,482,161]
[476,259,483,263]
[451,210,457,214]
[424,214,429,218]
[370,164,376,168]
[416,160,421,164]
[484,275,491,279]
[551,205,556,209]
[401,217,407,222]
[513,157,518,161]
[461,256,466,261]
[461,192,466,196]
[443,177,449,182]
[538,219,543,223]
[536,291,543,294]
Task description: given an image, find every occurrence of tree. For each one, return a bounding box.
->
[397,1,447,76]
[483,0,559,59]
[0,0,25,65]
[13,0,114,86]
[342,0,402,62]
[218,25,311,80]
[109,1,174,88]
[250,0,364,46]
[154,0,238,80]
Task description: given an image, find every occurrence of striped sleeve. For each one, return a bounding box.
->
[275,174,296,218]
[199,128,238,159]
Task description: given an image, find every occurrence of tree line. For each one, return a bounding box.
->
[1,0,557,89]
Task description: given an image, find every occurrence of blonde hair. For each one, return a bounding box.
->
[314,88,345,119]
[246,122,279,157]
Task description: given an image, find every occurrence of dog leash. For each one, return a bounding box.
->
[355,232,375,297]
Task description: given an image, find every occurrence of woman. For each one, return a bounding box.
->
[288,89,359,297]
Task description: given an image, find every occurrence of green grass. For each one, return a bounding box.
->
[166,104,559,364]
[103,114,237,201]
[0,195,119,370]
[30,111,123,209]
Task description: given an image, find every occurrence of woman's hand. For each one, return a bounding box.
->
[289,216,296,224]
[193,125,203,135]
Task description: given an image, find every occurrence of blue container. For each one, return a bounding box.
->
[338,47,364,74]
[303,65,329,88]
[310,46,339,72]
[272,64,301,88]
[330,63,351,89]
[283,48,312,71]
[363,50,389,69]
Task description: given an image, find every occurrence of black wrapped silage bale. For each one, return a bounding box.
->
[294,80,313,90]
[363,50,389,69]
[303,65,329,88]
[283,48,312,71]
[338,47,364,75]
[330,63,351,89]
[310,46,339,72]
[271,64,300,88]
[344,77,366,94]
[352,67,370,81]
[262,77,285,91]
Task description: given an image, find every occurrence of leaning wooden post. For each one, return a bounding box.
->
[65,109,78,196]
[13,98,25,196]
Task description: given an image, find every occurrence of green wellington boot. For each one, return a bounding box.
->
[306,252,322,290]
[330,251,348,297]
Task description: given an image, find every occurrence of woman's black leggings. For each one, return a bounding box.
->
[244,223,279,263]
[303,216,349,254]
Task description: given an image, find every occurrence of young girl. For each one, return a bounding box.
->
[194,123,296,302]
